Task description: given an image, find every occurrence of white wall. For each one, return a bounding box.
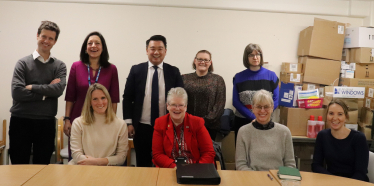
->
[0,0,371,149]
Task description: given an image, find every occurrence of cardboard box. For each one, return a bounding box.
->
[358,98,364,117]
[355,63,374,79]
[339,78,374,87]
[299,57,340,86]
[342,48,350,62]
[344,27,374,48]
[279,82,302,107]
[358,122,372,140]
[298,18,345,61]
[350,48,374,63]
[302,83,320,91]
[280,72,304,84]
[365,86,374,98]
[281,62,303,73]
[345,124,358,131]
[360,107,373,125]
[346,110,358,124]
[280,107,326,136]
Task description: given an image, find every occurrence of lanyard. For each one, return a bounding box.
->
[87,65,101,86]
[174,125,184,156]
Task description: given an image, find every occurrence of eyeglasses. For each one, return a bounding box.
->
[196,58,211,63]
[254,105,272,111]
[248,54,261,58]
[168,104,186,109]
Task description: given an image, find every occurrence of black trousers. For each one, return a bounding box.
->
[9,116,55,164]
[234,116,252,144]
[133,123,154,167]
[206,128,217,141]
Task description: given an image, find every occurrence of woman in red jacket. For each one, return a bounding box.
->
[152,87,216,168]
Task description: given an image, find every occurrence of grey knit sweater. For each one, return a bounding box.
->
[235,122,296,171]
[10,54,66,119]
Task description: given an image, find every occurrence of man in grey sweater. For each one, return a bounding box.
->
[9,21,66,164]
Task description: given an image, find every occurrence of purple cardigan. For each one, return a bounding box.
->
[65,61,120,123]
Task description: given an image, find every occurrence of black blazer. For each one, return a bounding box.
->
[122,62,184,130]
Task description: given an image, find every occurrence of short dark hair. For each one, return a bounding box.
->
[192,50,214,72]
[146,35,167,49]
[37,21,60,41]
[326,99,349,120]
[80,31,110,68]
[243,43,264,69]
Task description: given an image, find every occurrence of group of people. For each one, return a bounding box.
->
[9,20,369,182]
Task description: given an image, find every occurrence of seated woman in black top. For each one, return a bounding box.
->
[312,99,369,182]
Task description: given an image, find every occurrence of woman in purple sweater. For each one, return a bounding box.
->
[64,32,120,159]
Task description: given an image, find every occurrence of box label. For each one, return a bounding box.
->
[338,25,344,34]
[369,88,374,97]
[344,38,351,44]
[333,87,365,98]
[281,98,291,103]
[372,49,374,57]
[307,84,315,90]
[290,64,298,72]
[290,73,301,82]
[366,98,371,107]
[349,63,356,70]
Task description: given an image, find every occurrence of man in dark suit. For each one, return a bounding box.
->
[122,35,184,167]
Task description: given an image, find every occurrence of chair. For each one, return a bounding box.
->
[127,138,134,166]
[56,116,69,163]
[368,151,374,183]
[0,120,6,164]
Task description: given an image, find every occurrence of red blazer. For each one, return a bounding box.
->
[152,113,215,168]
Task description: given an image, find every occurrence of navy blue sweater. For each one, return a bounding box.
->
[312,129,369,182]
[232,67,279,121]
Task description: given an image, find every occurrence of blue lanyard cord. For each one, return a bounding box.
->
[87,65,102,86]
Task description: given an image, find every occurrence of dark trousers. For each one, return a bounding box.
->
[206,128,217,141]
[9,116,55,164]
[133,123,154,167]
[234,116,252,144]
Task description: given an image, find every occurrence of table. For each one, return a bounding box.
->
[157,168,279,186]
[0,165,46,186]
[23,164,160,186]
[269,169,374,186]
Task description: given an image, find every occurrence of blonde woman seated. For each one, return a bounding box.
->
[235,89,296,171]
[152,87,216,168]
[69,83,128,165]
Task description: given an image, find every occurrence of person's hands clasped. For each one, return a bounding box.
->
[128,125,135,138]
[64,120,72,136]
[78,155,98,165]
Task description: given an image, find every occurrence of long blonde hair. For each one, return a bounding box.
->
[81,83,115,125]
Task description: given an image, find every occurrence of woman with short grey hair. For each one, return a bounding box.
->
[152,87,215,168]
[235,89,295,171]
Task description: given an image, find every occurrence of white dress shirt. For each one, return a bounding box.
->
[33,50,55,63]
[138,61,166,125]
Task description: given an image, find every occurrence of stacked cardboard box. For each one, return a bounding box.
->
[279,63,303,108]
[359,108,373,140]
[279,18,346,137]
[297,18,344,86]
[342,26,374,139]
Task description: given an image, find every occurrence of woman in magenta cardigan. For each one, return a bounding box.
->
[152,87,215,168]
[64,31,120,159]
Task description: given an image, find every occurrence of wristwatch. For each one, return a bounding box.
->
[63,116,71,121]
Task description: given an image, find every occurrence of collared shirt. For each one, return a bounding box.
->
[138,61,166,125]
[33,50,55,63]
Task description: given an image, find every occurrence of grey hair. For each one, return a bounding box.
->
[167,87,188,105]
[252,89,273,106]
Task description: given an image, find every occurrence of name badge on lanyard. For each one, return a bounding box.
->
[87,65,102,86]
